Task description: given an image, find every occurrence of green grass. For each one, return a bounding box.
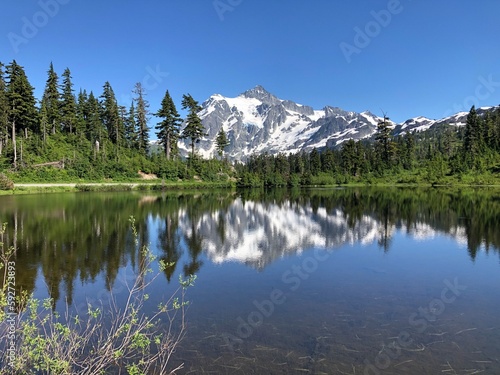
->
[0,180,236,195]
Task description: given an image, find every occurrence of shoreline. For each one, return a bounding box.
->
[2,181,500,195]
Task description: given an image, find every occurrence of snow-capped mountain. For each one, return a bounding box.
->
[179,85,388,160]
[178,85,498,161]
[393,106,497,135]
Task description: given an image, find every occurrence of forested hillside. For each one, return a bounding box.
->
[237,110,500,187]
[1,60,499,187]
[0,60,232,183]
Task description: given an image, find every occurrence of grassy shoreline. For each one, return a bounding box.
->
[3,179,500,196]
[0,180,236,195]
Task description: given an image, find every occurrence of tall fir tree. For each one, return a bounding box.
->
[215,127,230,159]
[39,100,49,144]
[60,68,77,134]
[462,106,481,162]
[5,60,38,167]
[0,63,8,155]
[86,91,105,146]
[375,115,395,168]
[41,62,60,135]
[133,83,150,155]
[180,94,205,158]
[100,82,122,145]
[124,102,138,149]
[341,139,359,176]
[76,89,88,138]
[403,131,415,169]
[155,90,181,160]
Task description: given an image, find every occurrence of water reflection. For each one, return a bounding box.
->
[0,188,499,307]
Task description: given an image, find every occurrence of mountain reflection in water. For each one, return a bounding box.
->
[0,187,498,306]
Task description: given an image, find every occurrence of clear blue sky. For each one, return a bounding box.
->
[2,0,500,137]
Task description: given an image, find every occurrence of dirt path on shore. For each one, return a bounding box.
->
[14,183,139,188]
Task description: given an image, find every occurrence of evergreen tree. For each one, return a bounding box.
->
[41,62,60,135]
[309,147,321,175]
[441,127,455,159]
[100,82,122,145]
[356,141,369,175]
[341,139,358,175]
[402,131,415,169]
[462,106,482,165]
[155,90,181,159]
[5,60,38,168]
[86,91,104,146]
[483,113,495,150]
[180,94,205,158]
[39,100,49,144]
[320,149,335,173]
[133,83,150,155]
[375,115,395,168]
[60,68,77,134]
[494,110,500,151]
[274,152,290,177]
[0,63,8,155]
[76,89,88,138]
[215,127,229,159]
[124,102,138,149]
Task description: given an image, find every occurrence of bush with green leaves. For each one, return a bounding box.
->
[0,218,195,374]
[0,174,14,190]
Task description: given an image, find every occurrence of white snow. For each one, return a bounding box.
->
[224,96,265,128]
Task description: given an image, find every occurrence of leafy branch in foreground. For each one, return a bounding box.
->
[0,218,195,374]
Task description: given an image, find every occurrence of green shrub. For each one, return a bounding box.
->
[0,219,194,374]
[0,173,14,190]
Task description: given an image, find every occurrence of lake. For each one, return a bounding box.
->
[1,187,500,374]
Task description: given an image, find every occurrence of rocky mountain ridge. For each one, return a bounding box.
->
[177,85,498,161]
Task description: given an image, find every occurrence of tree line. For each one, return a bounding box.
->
[0,60,231,181]
[1,59,499,185]
[237,107,500,187]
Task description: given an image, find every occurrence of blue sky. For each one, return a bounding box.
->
[2,0,500,137]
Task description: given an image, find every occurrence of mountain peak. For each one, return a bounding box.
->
[241,85,281,104]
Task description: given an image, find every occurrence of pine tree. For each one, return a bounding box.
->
[320,149,335,172]
[41,62,60,135]
[341,139,358,175]
[76,89,88,138]
[215,127,229,159]
[60,68,77,134]
[483,113,495,150]
[462,106,481,164]
[124,102,138,149]
[375,115,395,168]
[440,127,455,159]
[155,90,181,159]
[39,100,48,144]
[133,83,150,155]
[86,91,104,145]
[309,147,321,175]
[181,94,205,159]
[100,82,122,145]
[403,131,415,169]
[5,60,38,168]
[0,63,8,155]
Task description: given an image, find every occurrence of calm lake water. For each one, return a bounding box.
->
[1,187,500,374]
